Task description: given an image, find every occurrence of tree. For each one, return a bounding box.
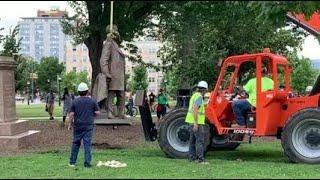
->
[128,64,148,92]
[0,25,23,91]
[61,71,90,95]
[0,25,21,59]
[15,57,38,93]
[163,69,179,97]
[287,52,318,93]
[0,22,3,45]
[156,1,308,91]
[37,57,65,92]
[61,1,161,89]
[248,1,320,25]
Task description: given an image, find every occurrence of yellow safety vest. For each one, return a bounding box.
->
[185,92,205,125]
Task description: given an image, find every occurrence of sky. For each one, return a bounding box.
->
[0,1,319,60]
[0,1,74,34]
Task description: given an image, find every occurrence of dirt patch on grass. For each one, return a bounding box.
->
[0,119,280,156]
[0,120,145,156]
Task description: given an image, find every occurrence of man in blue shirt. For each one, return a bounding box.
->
[68,82,100,168]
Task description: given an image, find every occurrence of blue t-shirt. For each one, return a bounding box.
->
[70,96,99,128]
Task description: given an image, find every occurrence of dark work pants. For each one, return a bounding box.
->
[188,124,205,162]
[69,126,94,167]
[231,99,252,126]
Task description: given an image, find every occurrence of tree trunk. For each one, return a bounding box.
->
[86,36,104,92]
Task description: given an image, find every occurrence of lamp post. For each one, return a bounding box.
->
[47,79,50,93]
[31,60,34,103]
[57,74,62,106]
[27,81,30,105]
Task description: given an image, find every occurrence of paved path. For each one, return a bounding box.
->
[20,114,157,120]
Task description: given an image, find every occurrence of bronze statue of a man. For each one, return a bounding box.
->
[94,24,126,119]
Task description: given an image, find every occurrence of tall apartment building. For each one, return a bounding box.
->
[18,7,68,62]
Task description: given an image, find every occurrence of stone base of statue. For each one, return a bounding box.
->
[94,112,133,126]
[0,56,40,150]
[0,120,40,150]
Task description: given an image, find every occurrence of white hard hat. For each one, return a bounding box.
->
[306,86,313,92]
[197,81,208,89]
[78,82,89,92]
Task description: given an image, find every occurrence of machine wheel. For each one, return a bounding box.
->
[158,108,210,158]
[209,125,241,150]
[282,108,320,164]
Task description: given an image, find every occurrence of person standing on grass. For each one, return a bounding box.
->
[46,90,55,120]
[68,82,100,168]
[61,87,73,126]
[148,91,156,112]
[185,81,209,164]
[156,88,169,126]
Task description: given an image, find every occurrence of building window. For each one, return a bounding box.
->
[73,56,76,62]
[83,56,87,62]
[149,48,156,54]
[148,77,155,82]
[72,46,76,51]
[73,67,77,72]
[82,45,87,51]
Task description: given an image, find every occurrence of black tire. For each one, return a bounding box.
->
[209,125,241,150]
[281,108,320,164]
[158,108,210,158]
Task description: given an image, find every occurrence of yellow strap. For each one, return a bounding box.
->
[110,1,114,33]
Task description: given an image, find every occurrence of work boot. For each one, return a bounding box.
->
[198,161,210,165]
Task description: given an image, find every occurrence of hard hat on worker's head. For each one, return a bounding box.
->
[306,86,313,92]
[197,81,208,89]
[78,82,89,92]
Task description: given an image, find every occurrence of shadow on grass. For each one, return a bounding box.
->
[206,147,289,164]
[92,143,124,150]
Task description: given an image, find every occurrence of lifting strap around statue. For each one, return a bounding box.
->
[110,1,114,33]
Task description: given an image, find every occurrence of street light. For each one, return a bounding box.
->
[27,81,30,105]
[57,74,62,106]
[30,60,34,104]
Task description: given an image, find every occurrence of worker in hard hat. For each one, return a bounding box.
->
[306,86,313,95]
[231,67,273,128]
[185,81,209,165]
[68,82,100,168]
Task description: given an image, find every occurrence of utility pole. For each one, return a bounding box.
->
[57,74,61,106]
[27,81,30,105]
[31,60,34,103]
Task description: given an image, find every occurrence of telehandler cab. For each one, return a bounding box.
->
[136,50,320,164]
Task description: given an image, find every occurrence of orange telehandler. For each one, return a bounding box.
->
[137,50,320,164]
[135,12,320,164]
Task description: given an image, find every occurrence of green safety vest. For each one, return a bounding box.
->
[185,92,205,125]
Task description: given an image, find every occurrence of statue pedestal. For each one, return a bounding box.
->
[0,57,40,150]
[94,112,133,126]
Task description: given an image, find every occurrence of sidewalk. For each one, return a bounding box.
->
[20,114,157,120]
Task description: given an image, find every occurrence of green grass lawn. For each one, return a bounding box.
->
[16,104,63,118]
[16,101,177,118]
[0,140,319,179]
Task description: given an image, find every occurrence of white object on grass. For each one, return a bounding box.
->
[96,160,127,168]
